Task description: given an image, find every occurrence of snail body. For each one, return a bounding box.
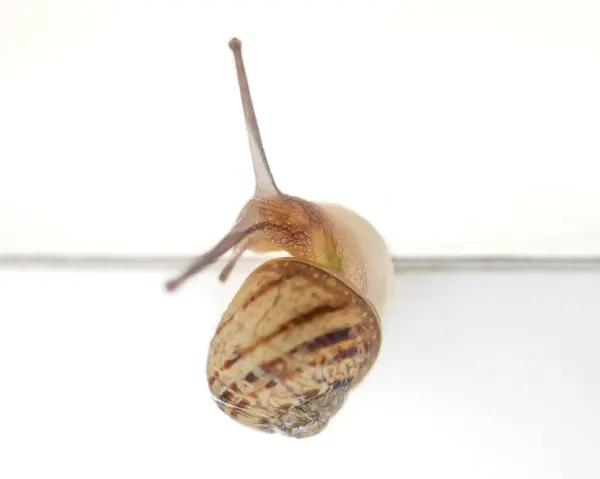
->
[166,38,393,438]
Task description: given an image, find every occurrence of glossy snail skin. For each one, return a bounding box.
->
[318,202,395,316]
[166,38,394,438]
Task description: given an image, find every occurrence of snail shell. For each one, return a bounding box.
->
[207,257,381,438]
[166,38,394,438]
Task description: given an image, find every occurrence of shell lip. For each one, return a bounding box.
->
[258,256,383,334]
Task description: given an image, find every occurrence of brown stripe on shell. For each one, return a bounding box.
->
[289,326,354,354]
[260,357,286,374]
[332,346,359,361]
[216,275,291,335]
[223,353,242,369]
[220,303,348,370]
[231,333,368,398]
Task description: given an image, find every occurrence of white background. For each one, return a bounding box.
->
[2,4,600,478]
[1,265,599,478]
[1,0,599,257]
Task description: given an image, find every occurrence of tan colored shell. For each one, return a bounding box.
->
[207,257,382,438]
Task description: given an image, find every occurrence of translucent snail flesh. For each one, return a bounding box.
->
[166,38,394,438]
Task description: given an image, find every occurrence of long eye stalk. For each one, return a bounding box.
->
[229,38,280,197]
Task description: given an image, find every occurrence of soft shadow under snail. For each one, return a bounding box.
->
[166,38,394,438]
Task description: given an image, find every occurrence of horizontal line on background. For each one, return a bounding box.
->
[1,255,600,272]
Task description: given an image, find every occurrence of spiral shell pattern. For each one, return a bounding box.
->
[206,257,382,438]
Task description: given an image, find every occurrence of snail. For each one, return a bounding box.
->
[165,38,394,438]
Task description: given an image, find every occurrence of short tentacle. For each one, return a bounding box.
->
[165,222,265,292]
[218,241,248,282]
